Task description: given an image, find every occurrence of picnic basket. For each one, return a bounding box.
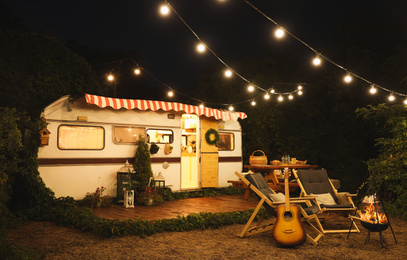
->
[249,150,268,165]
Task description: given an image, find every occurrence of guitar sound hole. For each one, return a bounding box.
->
[283,211,293,221]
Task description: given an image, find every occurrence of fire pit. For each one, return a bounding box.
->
[359,195,389,232]
[348,194,396,247]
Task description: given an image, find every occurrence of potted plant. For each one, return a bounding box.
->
[133,136,154,193]
[82,186,112,208]
[137,186,164,206]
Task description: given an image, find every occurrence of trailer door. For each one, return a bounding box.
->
[200,117,219,187]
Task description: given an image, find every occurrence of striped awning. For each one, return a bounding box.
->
[85,94,247,121]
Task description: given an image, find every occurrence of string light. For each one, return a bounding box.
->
[251,100,256,106]
[134,68,141,75]
[107,74,114,81]
[388,93,395,102]
[275,27,285,38]
[197,43,206,53]
[312,54,321,66]
[369,85,377,94]
[264,93,270,99]
[199,103,204,109]
[168,90,174,97]
[404,98,407,105]
[248,85,255,92]
[298,89,303,95]
[278,95,283,102]
[344,73,352,83]
[228,105,234,111]
[270,89,275,94]
[160,5,170,15]
[288,94,294,100]
[224,69,233,78]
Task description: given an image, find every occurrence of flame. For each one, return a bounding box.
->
[359,196,388,224]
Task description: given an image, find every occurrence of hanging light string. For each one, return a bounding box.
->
[242,0,407,101]
[163,0,303,99]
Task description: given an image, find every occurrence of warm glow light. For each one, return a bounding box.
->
[388,93,395,102]
[199,103,204,109]
[224,69,232,78]
[297,85,303,90]
[344,74,352,83]
[168,90,174,97]
[404,98,407,105]
[197,43,205,53]
[160,5,169,15]
[313,56,321,66]
[107,74,114,81]
[248,85,255,92]
[275,28,285,38]
[264,93,270,100]
[270,89,275,94]
[298,90,303,95]
[288,94,294,100]
[369,85,377,94]
[228,105,234,111]
[251,100,256,106]
[134,68,141,75]
[278,95,283,102]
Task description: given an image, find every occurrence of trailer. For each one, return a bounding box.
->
[38,94,247,199]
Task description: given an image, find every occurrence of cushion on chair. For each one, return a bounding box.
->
[269,193,285,202]
[311,193,336,206]
[296,169,338,203]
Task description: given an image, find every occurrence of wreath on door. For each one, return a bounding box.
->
[205,128,219,145]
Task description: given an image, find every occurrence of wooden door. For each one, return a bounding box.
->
[201,117,219,187]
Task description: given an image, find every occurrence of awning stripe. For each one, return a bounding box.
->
[84,94,247,121]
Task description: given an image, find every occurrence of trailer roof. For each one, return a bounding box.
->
[85,94,247,121]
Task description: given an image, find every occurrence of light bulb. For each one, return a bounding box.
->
[388,93,395,102]
[134,68,141,75]
[344,74,352,83]
[298,90,303,95]
[297,85,303,90]
[248,85,255,92]
[228,105,234,111]
[264,93,270,100]
[168,90,174,97]
[404,98,407,105]
[160,5,169,15]
[224,69,232,78]
[313,55,321,66]
[270,89,275,94]
[251,100,256,106]
[107,74,114,81]
[275,28,285,38]
[197,43,205,53]
[288,94,294,100]
[199,103,204,109]
[369,85,377,94]
[278,95,283,102]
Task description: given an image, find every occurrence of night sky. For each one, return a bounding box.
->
[3,0,406,96]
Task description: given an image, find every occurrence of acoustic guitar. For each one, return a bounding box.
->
[272,168,306,246]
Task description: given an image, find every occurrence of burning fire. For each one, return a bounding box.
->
[359,195,388,224]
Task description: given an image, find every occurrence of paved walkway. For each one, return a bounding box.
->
[92,195,258,221]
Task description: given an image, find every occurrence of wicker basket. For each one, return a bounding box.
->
[249,150,268,165]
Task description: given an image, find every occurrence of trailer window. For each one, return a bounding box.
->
[114,126,145,143]
[58,125,104,150]
[218,132,234,151]
[146,129,174,144]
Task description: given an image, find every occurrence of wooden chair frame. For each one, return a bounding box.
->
[292,169,360,234]
[235,171,323,245]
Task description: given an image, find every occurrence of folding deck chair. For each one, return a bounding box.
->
[235,171,323,245]
[293,168,360,234]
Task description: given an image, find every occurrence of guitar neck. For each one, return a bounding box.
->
[284,168,290,212]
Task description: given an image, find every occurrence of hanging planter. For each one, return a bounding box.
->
[205,128,219,145]
[150,143,160,154]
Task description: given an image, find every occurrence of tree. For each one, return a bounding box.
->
[0,9,107,117]
[133,137,153,193]
[357,104,407,218]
